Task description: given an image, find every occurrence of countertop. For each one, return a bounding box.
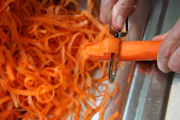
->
[166,74,180,120]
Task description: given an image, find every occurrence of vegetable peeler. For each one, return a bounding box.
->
[108,18,129,83]
[81,20,162,83]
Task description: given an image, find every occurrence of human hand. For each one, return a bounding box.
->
[153,19,180,73]
[100,0,138,30]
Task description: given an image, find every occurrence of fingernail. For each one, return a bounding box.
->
[159,65,170,73]
[116,16,124,30]
[157,59,171,73]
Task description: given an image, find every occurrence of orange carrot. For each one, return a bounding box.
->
[0,95,11,104]
[0,0,120,119]
[115,95,121,104]
[81,38,162,61]
[6,63,15,81]
[107,111,119,120]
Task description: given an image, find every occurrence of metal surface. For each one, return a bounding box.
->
[122,62,173,120]
[166,74,180,120]
[162,0,180,119]
[77,0,178,119]
[122,0,180,119]
[104,0,156,119]
[77,0,156,119]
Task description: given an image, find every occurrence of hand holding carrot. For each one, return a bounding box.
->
[153,19,180,73]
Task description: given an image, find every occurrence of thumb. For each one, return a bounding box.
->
[152,33,168,41]
[112,0,134,30]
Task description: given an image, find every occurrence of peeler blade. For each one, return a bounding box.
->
[108,18,128,83]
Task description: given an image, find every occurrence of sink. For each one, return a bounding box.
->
[76,0,175,119]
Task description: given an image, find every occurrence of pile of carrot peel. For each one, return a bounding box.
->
[0,0,121,119]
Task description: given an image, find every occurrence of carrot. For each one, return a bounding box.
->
[81,38,162,61]
[0,0,15,12]
[115,94,121,104]
[0,95,11,104]
[110,82,118,98]
[0,0,120,119]
[6,63,15,81]
[107,111,119,120]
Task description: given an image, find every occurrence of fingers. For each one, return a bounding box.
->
[100,0,117,24]
[152,33,167,41]
[111,0,134,30]
[100,0,135,30]
[168,47,180,72]
[157,19,180,73]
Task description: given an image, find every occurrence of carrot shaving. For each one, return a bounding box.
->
[10,93,18,108]
[0,95,10,104]
[87,0,94,14]
[107,111,119,120]
[115,94,121,105]
[5,86,36,96]
[110,82,119,98]
[0,0,121,119]
[0,0,15,12]
[82,10,104,30]
[6,63,15,81]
